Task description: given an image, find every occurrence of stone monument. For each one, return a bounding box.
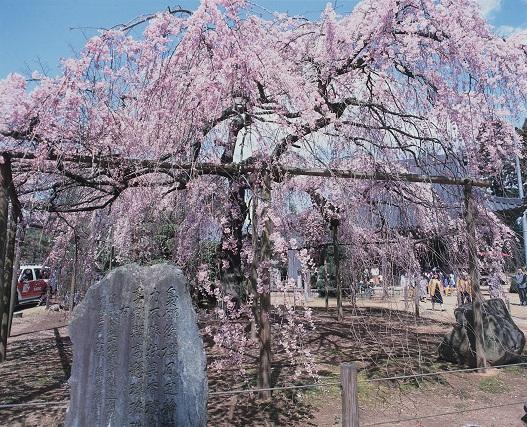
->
[439,298,525,367]
[65,263,207,427]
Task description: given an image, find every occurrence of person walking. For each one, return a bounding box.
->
[456,271,472,306]
[428,272,445,311]
[515,267,527,306]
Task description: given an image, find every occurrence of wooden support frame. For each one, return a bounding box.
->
[4,150,489,189]
[3,149,491,368]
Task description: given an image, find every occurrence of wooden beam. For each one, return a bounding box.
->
[278,166,489,188]
[4,150,490,188]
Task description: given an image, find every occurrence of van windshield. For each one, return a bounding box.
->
[20,269,34,281]
[35,268,50,280]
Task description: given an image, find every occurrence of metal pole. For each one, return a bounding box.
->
[515,156,527,266]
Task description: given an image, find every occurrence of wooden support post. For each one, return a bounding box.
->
[403,275,409,311]
[45,279,51,309]
[332,224,343,321]
[109,245,114,271]
[303,273,309,302]
[464,183,487,371]
[0,163,9,362]
[8,222,25,337]
[1,207,17,354]
[350,267,357,309]
[414,280,420,318]
[341,362,359,427]
[324,259,329,311]
[69,233,79,313]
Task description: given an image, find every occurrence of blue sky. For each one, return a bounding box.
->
[0,0,526,79]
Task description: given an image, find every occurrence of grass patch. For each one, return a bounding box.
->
[290,368,341,405]
[357,372,390,404]
[502,365,527,376]
[478,376,509,394]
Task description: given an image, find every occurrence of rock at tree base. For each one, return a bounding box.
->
[65,264,207,427]
[438,298,525,367]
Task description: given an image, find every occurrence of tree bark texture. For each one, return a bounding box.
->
[256,172,273,400]
[464,183,487,370]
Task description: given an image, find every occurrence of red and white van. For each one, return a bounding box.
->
[16,265,51,305]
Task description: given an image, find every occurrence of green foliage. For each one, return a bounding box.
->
[316,256,336,297]
[20,226,52,264]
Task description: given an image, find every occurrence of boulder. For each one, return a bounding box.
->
[438,298,525,367]
[65,263,207,427]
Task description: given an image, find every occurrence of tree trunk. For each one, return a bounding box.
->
[464,183,487,370]
[0,163,10,362]
[219,117,247,304]
[256,172,273,400]
[332,224,343,321]
[219,180,248,303]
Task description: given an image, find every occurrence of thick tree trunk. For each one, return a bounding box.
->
[219,116,248,304]
[219,180,248,302]
[464,183,487,370]
[0,163,10,362]
[253,172,273,400]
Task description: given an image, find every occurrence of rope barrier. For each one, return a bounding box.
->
[2,362,527,409]
[208,361,527,396]
[362,399,526,426]
[0,401,68,409]
[209,381,340,396]
[362,361,527,382]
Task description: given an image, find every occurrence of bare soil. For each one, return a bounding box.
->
[1,297,527,426]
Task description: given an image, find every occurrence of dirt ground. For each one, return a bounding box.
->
[2,294,527,426]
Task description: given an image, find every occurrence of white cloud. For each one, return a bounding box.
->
[496,25,527,41]
[475,0,502,16]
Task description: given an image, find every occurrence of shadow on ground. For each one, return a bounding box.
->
[0,305,459,426]
[205,305,454,426]
[0,328,71,426]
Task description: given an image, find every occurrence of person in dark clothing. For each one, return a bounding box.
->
[428,272,445,311]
